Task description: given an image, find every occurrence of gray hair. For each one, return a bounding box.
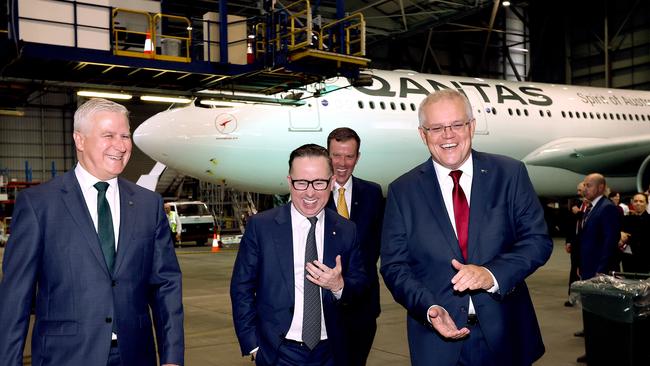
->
[418,89,474,127]
[74,98,130,133]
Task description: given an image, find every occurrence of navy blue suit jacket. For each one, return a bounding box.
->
[327,176,384,319]
[0,170,184,366]
[230,204,368,366]
[380,151,552,366]
[577,196,621,279]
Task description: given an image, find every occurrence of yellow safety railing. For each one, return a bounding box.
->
[320,13,366,56]
[152,13,191,62]
[112,8,152,59]
[112,8,191,62]
[274,0,312,51]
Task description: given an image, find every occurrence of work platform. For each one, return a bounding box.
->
[0,0,369,106]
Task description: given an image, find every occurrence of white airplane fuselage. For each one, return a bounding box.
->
[133,70,650,196]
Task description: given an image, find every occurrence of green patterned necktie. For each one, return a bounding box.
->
[94,182,115,272]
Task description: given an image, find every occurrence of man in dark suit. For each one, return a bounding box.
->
[576,173,621,280]
[230,144,368,366]
[564,182,586,307]
[0,98,184,366]
[325,127,384,366]
[380,89,552,366]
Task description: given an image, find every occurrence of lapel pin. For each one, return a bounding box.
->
[332,231,336,236]
[481,169,488,174]
[128,201,134,206]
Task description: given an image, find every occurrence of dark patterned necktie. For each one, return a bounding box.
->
[302,216,321,349]
[580,202,593,231]
[94,182,115,272]
[449,170,469,260]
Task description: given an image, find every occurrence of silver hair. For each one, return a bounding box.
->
[417,89,474,127]
[74,98,130,133]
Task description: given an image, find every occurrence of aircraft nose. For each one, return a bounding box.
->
[133,109,178,161]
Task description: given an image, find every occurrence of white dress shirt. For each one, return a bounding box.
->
[74,164,121,250]
[285,205,329,342]
[429,156,498,319]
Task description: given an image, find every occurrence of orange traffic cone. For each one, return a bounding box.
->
[211,232,221,253]
[144,32,153,56]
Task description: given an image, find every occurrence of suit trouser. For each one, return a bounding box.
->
[257,339,334,366]
[458,320,497,366]
[342,314,377,366]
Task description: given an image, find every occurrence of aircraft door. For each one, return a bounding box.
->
[289,103,321,131]
[462,89,489,135]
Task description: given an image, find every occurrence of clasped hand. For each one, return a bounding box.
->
[306,255,344,292]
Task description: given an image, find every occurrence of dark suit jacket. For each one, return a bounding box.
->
[621,211,650,273]
[577,196,621,279]
[327,176,384,319]
[0,169,184,366]
[380,151,552,366]
[230,205,368,366]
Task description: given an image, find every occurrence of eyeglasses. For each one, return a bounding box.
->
[290,177,332,191]
[420,120,473,135]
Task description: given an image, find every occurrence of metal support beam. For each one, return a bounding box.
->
[219,0,228,64]
[478,0,500,74]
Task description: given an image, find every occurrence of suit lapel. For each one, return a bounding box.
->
[113,178,135,275]
[416,160,464,259]
[467,152,489,261]
[323,210,339,269]
[350,176,362,222]
[272,205,295,303]
[60,170,111,277]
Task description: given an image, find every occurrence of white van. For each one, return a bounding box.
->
[167,201,216,246]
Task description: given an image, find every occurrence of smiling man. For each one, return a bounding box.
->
[0,98,184,366]
[230,144,368,366]
[380,89,552,366]
[326,128,384,366]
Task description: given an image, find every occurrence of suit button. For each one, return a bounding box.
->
[112,280,117,287]
[105,317,112,323]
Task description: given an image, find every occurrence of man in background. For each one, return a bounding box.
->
[165,203,182,245]
[0,98,184,366]
[326,127,384,365]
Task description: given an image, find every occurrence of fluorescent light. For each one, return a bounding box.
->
[0,109,25,117]
[140,95,192,104]
[77,91,132,100]
[502,0,511,6]
[199,99,238,107]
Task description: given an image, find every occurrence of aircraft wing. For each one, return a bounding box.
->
[522,134,650,176]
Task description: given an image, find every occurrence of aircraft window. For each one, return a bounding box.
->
[642,115,646,121]
[410,103,416,111]
[390,102,396,110]
[603,113,608,120]
[576,112,580,119]
[539,110,544,117]
[589,112,594,119]
[517,109,522,116]
[562,111,566,118]
[486,107,492,114]
[622,114,627,120]
[380,101,386,110]
[582,112,588,118]
[596,113,601,119]
[629,114,634,120]
[568,111,573,118]
[358,101,364,109]
[635,114,639,121]
[491,107,496,115]
[524,109,529,116]
[369,101,375,109]
[508,108,513,116]
[400,103,406,111]
[615,113,620,119]
[546,110,551,117]
[610,113,614,119]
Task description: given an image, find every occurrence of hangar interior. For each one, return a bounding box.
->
[1,0,649,229]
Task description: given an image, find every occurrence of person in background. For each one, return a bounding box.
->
[564,182,585,307]
[165,203,182,245]
[0,98,184,366]
[326,127,384,366]
[230,144,368,366]
[380,89,552,366]
[619,193,650,273]
[608,191,628,217]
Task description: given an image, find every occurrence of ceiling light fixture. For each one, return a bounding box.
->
[140,95,192,104]
[502,1,511,6]
[0,109,25,117]
[77,91,133,100]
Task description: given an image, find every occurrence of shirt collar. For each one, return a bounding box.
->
[333,176,353,192]
[290,203,326,225]
[74,163,118,190]
[431,154,474,181]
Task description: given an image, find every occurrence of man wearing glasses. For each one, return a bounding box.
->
[381,89,552,366]
[230,144,368,366]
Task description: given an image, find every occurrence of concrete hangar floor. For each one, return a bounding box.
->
[0,239,585,365]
